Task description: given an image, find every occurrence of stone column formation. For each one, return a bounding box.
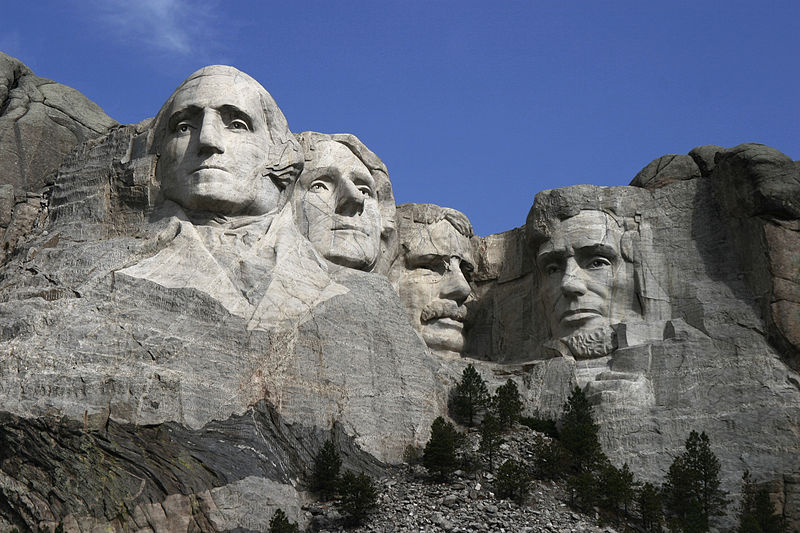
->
[1,54,799,531]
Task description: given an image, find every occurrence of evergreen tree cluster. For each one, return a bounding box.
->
[303,364,788,531]
[737,471,787,533]
[309,438,378,527]
[450,364,524,428]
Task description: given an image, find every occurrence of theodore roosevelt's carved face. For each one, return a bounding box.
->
[157,72,278,216]
[537,210,636,340]
[294,140,382,270]
[394,211,474,354]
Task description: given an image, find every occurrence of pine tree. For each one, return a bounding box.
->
[479,412,502,472]
[567,470,598,509]
[492,379,523,429]
[530,434,572,480]
[599,461,636,514]
[559,386,604,473]
[738,470,786,533]
[495,459,531,504]
[663,430,727,532]
[423,416,460,480]
[638,482,664,533]
[451,363,490,427]
[312,438,342,500]
[269,508,299,533]
[337,471,378,526]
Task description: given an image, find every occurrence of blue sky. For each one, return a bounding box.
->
[3,1,798,236]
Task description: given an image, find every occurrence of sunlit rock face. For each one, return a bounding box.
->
[0,52,117,262]
[0,64,442,532]
[468,149,800,530]
[1,55,800,532]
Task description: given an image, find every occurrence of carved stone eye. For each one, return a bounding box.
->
[587,257,611,269]
[229,119,249,131]
[310,181,329,192]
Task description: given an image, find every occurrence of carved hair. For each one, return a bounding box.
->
[150,65,303,191]
[395,203,474,240]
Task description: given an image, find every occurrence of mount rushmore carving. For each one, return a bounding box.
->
[1,55,799,531]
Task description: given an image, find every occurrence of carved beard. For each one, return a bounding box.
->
[562,326,617,359]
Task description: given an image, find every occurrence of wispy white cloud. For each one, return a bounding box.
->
[90,0,221,55]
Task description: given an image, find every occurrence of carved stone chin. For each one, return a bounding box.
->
[563,325,617,359]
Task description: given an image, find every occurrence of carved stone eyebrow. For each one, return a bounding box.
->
[216,104,254,129]
[350,168,375,189]
[536,249,565,266]
[301,166,342,186]
[167,105,202,130]
[574,242,619,259]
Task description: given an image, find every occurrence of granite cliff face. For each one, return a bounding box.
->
[0,57,799,532]
[0,52,117,264]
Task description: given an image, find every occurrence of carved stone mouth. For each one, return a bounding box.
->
[560,309,602,322]
[192,165,228,173]
[333,224,367,232]
[421,302,467,323]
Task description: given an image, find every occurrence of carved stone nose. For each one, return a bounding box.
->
[560,258,587,296]
[197,112,225,155]
[336,179,364,216]
[440,257,471,304]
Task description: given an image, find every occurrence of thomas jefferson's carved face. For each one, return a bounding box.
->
[157,73,278,216]
[537,211,637,339]
[295,140,382,270]
[397,220,474,353]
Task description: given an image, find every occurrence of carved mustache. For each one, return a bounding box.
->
[420,301,468,323]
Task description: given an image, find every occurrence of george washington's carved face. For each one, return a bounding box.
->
[537,210,637,340]
[157,72,278,216]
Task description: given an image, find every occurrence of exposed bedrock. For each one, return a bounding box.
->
[1,57,799,531]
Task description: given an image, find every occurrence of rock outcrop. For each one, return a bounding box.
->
[1,58,799,532]
[0,52,117,261]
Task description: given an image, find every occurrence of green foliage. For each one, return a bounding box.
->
[638,482,664,533]
[423,416,460,480]
[312,438,342,500]
[598,461,637,514]
[337,471,378,526]
[530,434,572,480]
[269,508,299,533]
[403,443,422,465]
[479,412,502,472]
[567,470,598,509]
[663,430,727,533]
[492,379,523,429]
[495,459,531,504]
[560,386,604,473]
[738,470,787,533]
[519,415,559,439]
[451,363,490,427]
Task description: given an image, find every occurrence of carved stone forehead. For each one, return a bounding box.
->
[152,65,294,153]
[538,210,623,256]
[401,219,474,264]
[303,140,372,180]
